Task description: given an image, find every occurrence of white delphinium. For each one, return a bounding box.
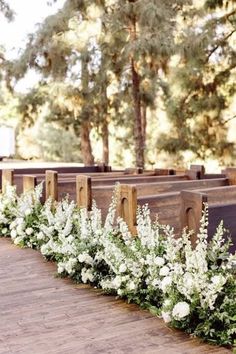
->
[160,276,172,293]
[79,208,92,239]
[104,184,119,232]
[90,201,102,233]
[117,217,132,245]
[200,274,228,310]
[136,205,158,249]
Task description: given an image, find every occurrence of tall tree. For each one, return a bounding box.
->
[159,0,236,164]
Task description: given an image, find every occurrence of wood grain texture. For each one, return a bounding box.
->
[0,238,230,354]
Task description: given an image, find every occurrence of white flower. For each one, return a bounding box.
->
[162,311,172,323]
[78,252,93,265]
[127,281,136,291]
[163,299,171,307]
[154,256,165,267]
[159,266,170,277]
[172,302,190,320]
[10,229,17,239]
[67,235,74,243]
[37,231,44,240]
[10,221,16,230]
[160,276,172,293]
[81,268,94,283]
[211,275,226,287]
[26,227,33,235]
[112,276,122,289]
[17,218,24,225]
[16,225,24,235]
[2,227,7,234]
[119,263,127,273]
[57,262,65,274]
[24,209,31,216]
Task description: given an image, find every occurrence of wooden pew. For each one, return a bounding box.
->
[0,165,105,190]
[181,185,236,252]
[0,167,176,194]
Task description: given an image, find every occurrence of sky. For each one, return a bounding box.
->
[0,0,66,91]
[0,0,65,59]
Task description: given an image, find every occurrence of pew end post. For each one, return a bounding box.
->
[186,165,205,180]
[225,168,236,185]
[2,169,14,193]
[180,190,208,245]
[76,175,92,210]
[23,175,37,193]
[45,170,58,201]
[117,184,137,236]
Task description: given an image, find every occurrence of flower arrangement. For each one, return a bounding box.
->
[0,185,235,348]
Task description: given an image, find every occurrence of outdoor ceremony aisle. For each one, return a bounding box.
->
[0,238,231,354]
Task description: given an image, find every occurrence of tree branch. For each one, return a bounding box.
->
[206,29,236,62]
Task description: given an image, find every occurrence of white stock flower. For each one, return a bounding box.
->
[78,252,93,265]
[119,263,127,273]
[160,276,172,293]
[57,262,65,274]
[112,276,122,289]
[172,302,190,320]
[127,281,136,291]
[154,256,165,267]
[2,228,7,234]
[81,268,94,283]
[159,266,170,277]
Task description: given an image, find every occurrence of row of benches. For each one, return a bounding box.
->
[1,165,235,252]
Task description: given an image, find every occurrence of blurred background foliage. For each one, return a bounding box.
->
[0,0,236,169]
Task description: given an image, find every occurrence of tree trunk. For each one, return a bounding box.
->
[80,121,94,165]
[102,120,109,165]
[141,103,147,153]
[79,53,95,165]
[131,57,144,168]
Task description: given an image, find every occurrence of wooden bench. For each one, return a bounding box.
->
[0,167,177,194]
[181,183,236,252]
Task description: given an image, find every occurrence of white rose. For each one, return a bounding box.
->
[162,311,172,323]
[26,227,33,236]
[159,265,170,277]
[119,263,127,273]
[154,256,165,267]
[172,301,190,320]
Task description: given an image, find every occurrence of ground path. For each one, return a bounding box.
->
[0,238,232,354]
